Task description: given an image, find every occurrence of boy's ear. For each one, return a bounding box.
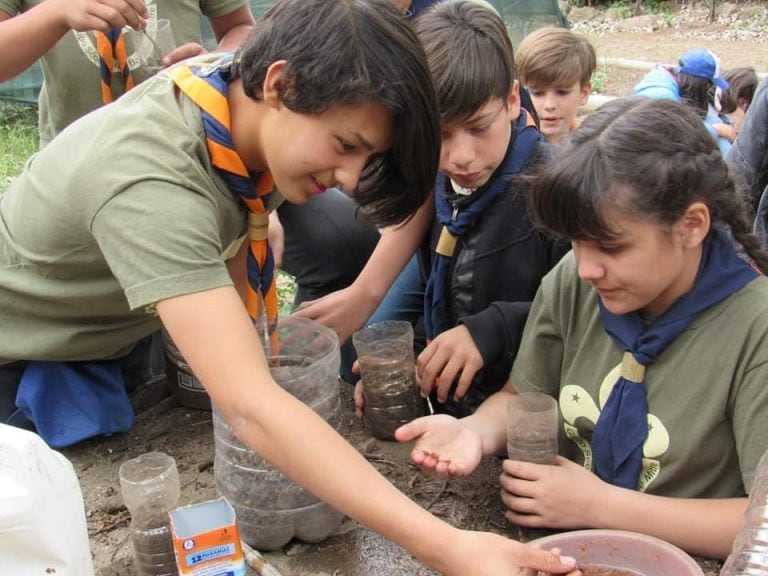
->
[506,80,521,121]
[737,96,749,111]
[262,60,288,109]
[391,0,412,13]
[679,201,711,248]
[579,83,591,106]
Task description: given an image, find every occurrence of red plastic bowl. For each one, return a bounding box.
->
[529,529,704,576]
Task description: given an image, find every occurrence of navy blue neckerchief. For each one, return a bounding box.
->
[592,225,759,489]
[423,110,541,339]
[409,0,441,16]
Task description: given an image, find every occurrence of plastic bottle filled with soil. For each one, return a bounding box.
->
[721,448,768,575]
[119,452,180,576]
[353,321,427,440]
[213,316,345,550]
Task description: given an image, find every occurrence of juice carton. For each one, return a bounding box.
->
[170,497,245,576]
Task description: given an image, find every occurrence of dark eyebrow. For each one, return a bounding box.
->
[468,111,495,124]
[468,103,505,125]
[352,131,375,152]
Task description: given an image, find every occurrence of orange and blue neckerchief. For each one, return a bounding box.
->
[96,28,135,104]
[169,54,278,336]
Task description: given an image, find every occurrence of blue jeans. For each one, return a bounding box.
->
[0,331,165,424]
[340,255,425,383]
[279,189,380,305]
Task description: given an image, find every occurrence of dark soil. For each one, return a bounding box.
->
[361,361,427,441]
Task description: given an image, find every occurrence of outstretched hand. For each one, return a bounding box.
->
[395,414,483,477]
[416,324,483,402]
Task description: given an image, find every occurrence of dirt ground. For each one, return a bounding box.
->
[61,4,768,575]
[571,2,768,98]
[65,382,518,576]
[66,381,723,576]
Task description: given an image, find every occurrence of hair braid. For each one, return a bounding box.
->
[708,151,768,273]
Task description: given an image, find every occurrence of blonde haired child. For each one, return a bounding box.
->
[516,26,596,144]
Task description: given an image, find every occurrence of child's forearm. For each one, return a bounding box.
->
[0,3,71,83]
[157,287,453,569]
[228,383,457,566]
[596,485,747,559]
[462,384,516,457]
[210,6,256,52]
[352,193,434,304]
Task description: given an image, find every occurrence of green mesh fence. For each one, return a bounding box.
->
[0,61,42,104]
[496,0,570,46]
[0,0,567,104]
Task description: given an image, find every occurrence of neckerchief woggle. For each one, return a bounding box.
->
[96,28,135,104]
[423,109,541,339]
[592,224,759,489]
[169,54,278,342]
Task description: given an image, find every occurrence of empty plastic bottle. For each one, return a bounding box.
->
[721,448,768,575]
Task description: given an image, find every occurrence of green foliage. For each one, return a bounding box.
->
[0,102,37,192]
[606,0,632,19]
[276,271,297,316]
[0,100,36,128]
[640,0,676,20]
[591,66,610,93]
[640,0,674,11]
[657,8,676,27]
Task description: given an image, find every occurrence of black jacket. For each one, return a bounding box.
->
[418,141,570,416]
[728,75,768,214]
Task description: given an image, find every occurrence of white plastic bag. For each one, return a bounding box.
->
[0,424,95,575]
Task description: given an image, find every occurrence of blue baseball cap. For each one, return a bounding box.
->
[679,49,729,90]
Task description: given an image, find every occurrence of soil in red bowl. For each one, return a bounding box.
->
[580,567,641,576]
[538,567,640,576]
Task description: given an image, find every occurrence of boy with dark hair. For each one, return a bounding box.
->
[352,0,569,418]
[721,66,758,130]
[729,74,768,239]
